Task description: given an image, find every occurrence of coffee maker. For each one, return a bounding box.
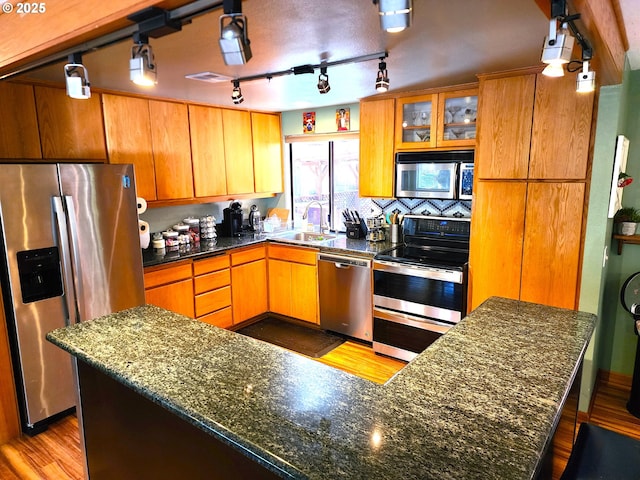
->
[221,201,243,237]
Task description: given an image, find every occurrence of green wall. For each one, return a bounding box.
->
[599,69,640,376]
[578,85,623,410]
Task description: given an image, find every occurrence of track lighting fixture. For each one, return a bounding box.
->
[575,60,596,93]
[317,65,330,94]
[375,58,389,92]
[541,0,595,89]
[63,53,91,99]
[227,51,386,104]
[374,0,412,33]
[541,20,574,77]
[231,80,244,104]
[130,34,157,86]
[219,0,252,65]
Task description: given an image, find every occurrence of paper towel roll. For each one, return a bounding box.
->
[139,220,150,249]
[137,197,147,215]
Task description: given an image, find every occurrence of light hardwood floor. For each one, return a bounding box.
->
[0,341,637,480]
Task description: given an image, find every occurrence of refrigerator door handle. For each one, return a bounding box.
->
[52,196,79,325]
[63,195,86,323]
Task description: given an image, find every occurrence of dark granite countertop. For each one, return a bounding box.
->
[142,231,392,267]
[47,297,595,479]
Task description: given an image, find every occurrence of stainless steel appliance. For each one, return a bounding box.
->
[372,215,470,361]
[395,150,474,199]
[318,253,372,342]
[0,163,145,434]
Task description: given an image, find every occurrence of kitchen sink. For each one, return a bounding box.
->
[274,231,336,243]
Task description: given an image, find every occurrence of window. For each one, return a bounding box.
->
[289,138,373,232]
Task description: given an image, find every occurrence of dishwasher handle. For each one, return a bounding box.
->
[318,253,371,268]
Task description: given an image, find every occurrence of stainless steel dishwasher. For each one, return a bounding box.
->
[318,253,372,342]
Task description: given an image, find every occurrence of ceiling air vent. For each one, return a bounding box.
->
[185,72,233,83]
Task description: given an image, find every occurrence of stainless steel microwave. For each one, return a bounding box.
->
[395,150,474,200]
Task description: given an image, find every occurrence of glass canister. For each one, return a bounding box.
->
[162,230,179,250]
[183,217,200,243]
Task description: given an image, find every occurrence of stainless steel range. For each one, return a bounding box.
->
[372,215,470,361]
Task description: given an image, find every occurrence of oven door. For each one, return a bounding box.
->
[373,260,466,323]
[395,162,457,199]
[372,260,467,361]
[373,307,452,362]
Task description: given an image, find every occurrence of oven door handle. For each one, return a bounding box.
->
[373,260,463,283]
[374,307,453,334]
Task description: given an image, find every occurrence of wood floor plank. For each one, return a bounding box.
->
[316,340,406,384]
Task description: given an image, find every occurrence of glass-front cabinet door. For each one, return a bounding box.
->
[436,89,478,148]
[395,94,437,149]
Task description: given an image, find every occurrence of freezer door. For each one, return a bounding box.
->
[0,164,76,427]
[58,163,144,322]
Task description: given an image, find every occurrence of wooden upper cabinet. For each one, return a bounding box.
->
[0,82,41,159]
[476,74,536,180]
[435,88,478,149]
[35,85,106,160]
[359,98,395,198]
[102,94,157,201]
[529,74,595,180]
[252,112,284,194]
[520,182,585,309]
[148,100,194,200]
[189,105,227,198]
[395,93,437,149]
[469,181,527,311]
[222,109,254,195]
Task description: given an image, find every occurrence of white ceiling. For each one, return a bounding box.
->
[21,0,639,112]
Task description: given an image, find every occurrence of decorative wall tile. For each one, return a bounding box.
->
[372,198,472,219]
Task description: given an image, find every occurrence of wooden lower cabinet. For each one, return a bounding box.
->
[231,246,268,324]
[469,181,526,309]
[268,244,319,324]
[520,182,585,308]
[470,181,585,311]
[194,255,232,328]
[144,262,195,318]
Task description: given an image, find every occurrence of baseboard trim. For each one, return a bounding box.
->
[600,369,633,389]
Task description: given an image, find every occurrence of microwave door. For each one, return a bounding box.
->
[396,162,456,199]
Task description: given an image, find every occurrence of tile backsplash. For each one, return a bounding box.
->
[371,198,472,219]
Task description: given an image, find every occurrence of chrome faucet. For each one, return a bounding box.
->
[302,201,328,233]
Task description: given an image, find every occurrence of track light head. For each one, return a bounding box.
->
[219,14,252,65]
[317,65,330,94]
[231,80,244,104]
[64,55,91,100]
[375,59,389,92]
[130,35,157,86]
[541,20,574,77]
[576,60,595,93]
[375,0,412,33]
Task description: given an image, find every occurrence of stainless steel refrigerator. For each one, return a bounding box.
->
[0,163,145,434]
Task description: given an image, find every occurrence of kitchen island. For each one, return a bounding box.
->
[46,297,595,479]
